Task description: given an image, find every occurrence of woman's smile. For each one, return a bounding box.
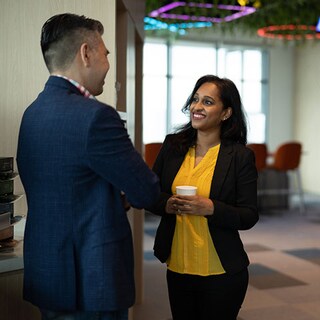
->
[192,112,206,120]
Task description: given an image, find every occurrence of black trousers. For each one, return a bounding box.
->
[166,268,248,320]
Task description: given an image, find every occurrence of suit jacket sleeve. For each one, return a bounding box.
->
[145,134,183,215]
[86,105,160,209]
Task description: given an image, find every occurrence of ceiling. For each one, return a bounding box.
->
[144,0,320,41]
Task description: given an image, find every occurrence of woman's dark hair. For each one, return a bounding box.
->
[172,75,248,154]
[41,13,104,72]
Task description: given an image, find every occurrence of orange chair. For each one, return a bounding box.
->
[247,143,268,172]
[144,143,162,168]
[259,142,305,213]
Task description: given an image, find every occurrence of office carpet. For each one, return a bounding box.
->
[284,248,320,266]
[135,199,320,320]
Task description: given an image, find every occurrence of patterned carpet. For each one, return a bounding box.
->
[134,199,320,320]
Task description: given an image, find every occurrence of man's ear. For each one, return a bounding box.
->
[79,43,90,67]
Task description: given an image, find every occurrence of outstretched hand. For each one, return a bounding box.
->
[166,194,214,216]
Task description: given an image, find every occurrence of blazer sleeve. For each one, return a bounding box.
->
[207,144,258,231]
[86,104,160,209]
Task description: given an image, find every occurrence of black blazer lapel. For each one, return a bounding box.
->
[210,143,233,198]
[165,153,186,192]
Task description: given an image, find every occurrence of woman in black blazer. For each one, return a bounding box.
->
[147,75,259,320]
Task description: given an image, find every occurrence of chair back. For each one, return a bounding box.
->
[272,142,302,171]
[247,143,268,171]
[144,143,162,168]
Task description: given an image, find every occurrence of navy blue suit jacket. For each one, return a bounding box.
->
[147,134,258,274]
[17,76,160,311]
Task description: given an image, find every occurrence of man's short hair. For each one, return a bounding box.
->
[41,13,104,72]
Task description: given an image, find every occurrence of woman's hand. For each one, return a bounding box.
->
[166,195,214,216]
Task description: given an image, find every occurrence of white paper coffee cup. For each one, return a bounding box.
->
[176,185,197,195]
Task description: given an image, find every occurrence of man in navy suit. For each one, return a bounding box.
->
[16,13,160,320]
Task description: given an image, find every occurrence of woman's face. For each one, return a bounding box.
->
[190,82,231,133]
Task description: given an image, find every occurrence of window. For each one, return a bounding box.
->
[143,39,268,144]
[143,42,168,144]
[170,43,216,131]
[221,48,267,143]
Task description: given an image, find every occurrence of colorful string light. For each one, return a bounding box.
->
[148,2,256,23]
[257,24,320,40]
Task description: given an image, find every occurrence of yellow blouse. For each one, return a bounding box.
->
[167,144,225,276]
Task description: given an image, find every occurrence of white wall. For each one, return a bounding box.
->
[295,42,320,195]
[267,45,295,151]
